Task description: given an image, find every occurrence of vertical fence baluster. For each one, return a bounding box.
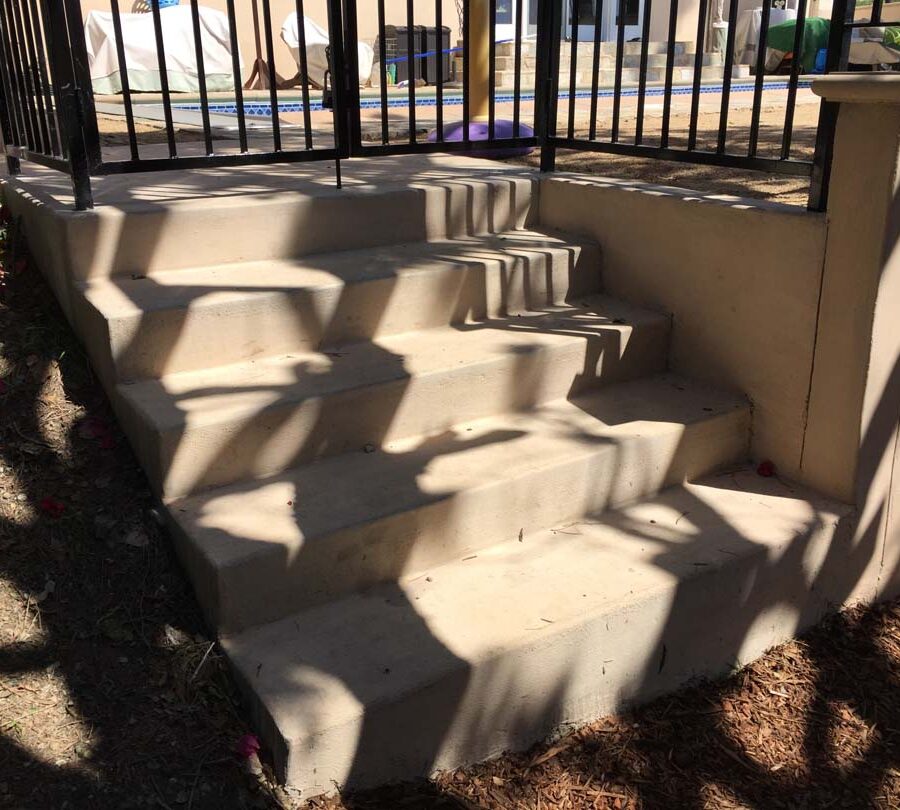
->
[535,0,562,168]
[436,0,444,140]
[635,0,653,145]
[225,0,248,152]
[261,0,282,150]
[0,2,24,163]
[21,0,55,154]
[489,0,497,139]
[108,0,138,160]
[149,0,178,157]
[512,0,523,136]
[294,0,314,150]
[463,0,470,146]
[808,0,853,210]
[747,0,771,156]
[40,0,92,209]
[567,0,579,139]
[0,27,20,173]
[716,0,739,153]
[406,0,416,144]
[780,0,807,159]
[588,0,603,140]
[686,0,708,150]
[377,0,389,143]
[10,0,43,151]
[660,0,678,147]
[611,0,626,142]
[189,0,214,155]
[6,0,38,151]
[63,0,101,169]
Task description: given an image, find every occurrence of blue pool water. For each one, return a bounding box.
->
[171,79,813,118]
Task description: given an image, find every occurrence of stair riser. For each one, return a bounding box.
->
[85,242,602,382]
[494,65,727,88]
[248,494,850,792]
[65,176,537,281]
[494,41,691,57]
[493,53,722,71]
[174,405,748,634]
[124,316,669,498]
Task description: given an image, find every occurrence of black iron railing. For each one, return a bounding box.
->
[0,0,885,212]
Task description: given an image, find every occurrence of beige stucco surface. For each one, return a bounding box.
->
[538,176,828,482]
[802,76,900,506]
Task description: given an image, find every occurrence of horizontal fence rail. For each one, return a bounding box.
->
[0,0,888,211]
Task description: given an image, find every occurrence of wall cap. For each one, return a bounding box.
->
[812,73,900,104]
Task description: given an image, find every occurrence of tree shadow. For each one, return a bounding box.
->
[0,153,897,810]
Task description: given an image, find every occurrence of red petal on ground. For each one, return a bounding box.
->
[236,733,260,759]
[757,460,776,478]
[38,497,65,519]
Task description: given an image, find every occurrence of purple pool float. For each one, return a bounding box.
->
[428,120,535,159]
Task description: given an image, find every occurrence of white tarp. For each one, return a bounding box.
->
[281,13,374,87]
[85,6,241,95]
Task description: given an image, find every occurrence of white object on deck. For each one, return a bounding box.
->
[280,13,374,87]
[84,6,241,95]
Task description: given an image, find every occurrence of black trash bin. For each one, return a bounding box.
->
[422,25,451,85]
[375,24,425,84]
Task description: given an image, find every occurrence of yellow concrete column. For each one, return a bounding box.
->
[467,0,491,121]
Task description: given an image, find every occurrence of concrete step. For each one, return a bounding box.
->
[494,64,729,89]
[78,229,602,384]
[223,468,854,793]
[596,51,725,69]
[165,374,749,634]
[60,172,537,282]
[494,52,723,72]
[494,40,692,58]
[118,296,670,499]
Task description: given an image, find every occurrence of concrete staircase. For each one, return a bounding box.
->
[17,163,850,798]
[493,40,745,89]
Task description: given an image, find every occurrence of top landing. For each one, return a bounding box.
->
[1,152,539,214]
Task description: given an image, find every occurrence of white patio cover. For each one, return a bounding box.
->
[281,13,374,86]
[85,6,241,95]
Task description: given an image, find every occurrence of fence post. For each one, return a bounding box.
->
[535,0,562,172]
[808,0,855,211]
[0,77,20,176]
[39,0,94,209]
[333,0,358,160]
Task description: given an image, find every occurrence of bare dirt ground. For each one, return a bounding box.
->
[506,101,819,207]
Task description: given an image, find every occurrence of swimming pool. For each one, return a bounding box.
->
[171,79,814,118]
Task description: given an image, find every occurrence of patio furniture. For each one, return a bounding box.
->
[84,5,241,95]
[280,13,374,89]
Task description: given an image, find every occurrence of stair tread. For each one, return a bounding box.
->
[119,295,668,431]
[81,228,595,316]
[167,374,748,572]
[222,467,852,744]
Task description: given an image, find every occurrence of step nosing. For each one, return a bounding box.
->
[121,314,668,428]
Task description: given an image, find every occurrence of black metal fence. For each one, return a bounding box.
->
[0,0,883,212]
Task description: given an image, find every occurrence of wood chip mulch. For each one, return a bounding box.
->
[1,204,900,810]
